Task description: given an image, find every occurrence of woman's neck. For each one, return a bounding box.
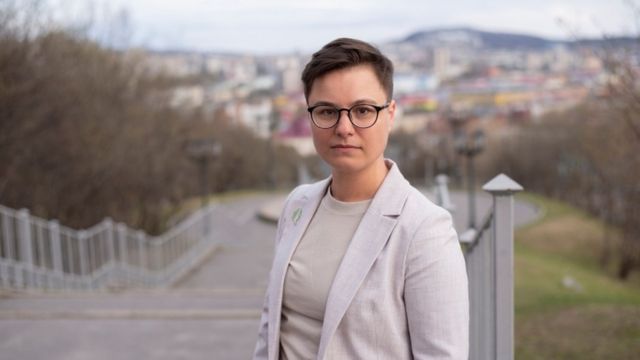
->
[330,159,389,202]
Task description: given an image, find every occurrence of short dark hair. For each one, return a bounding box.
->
[301,38,394,102]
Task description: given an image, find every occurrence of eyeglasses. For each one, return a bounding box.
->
[307,103,390,129]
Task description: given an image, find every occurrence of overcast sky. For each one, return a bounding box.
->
[51,0,636,54]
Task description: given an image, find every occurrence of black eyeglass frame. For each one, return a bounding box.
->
[307,103,391,129]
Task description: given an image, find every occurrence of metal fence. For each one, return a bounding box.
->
[0,203,218,290]
[435,173,523,360]
[465,174,522,360]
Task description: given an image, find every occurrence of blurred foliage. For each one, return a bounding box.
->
[0,2,300,234]
[481,97,640,280]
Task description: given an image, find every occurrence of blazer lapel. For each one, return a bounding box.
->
[267,179,330,360]
[317,162,411,359]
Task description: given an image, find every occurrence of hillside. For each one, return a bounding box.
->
[392,27,637,51]
[514,193,640,359]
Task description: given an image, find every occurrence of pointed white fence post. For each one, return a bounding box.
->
[17,209,34,288]
[482,174,523,360]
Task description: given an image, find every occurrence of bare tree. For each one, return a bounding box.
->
[0,1,301,234]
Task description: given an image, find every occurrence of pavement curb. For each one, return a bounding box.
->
[0,309,262,320]
[256,197,285,224]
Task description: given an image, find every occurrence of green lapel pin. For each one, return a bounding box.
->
[292,208,302,225]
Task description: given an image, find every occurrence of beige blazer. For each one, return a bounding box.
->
[253,161,469,360]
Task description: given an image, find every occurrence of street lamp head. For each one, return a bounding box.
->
[186,138,223,160]
[454,131,468,154]
[453,129,486,156]
[473,129,486,152]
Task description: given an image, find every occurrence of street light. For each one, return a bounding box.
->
[454,129,486,229]
[186,138,223,207]
[186,138,222,238]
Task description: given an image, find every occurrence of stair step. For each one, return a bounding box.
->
[0,288,265,320]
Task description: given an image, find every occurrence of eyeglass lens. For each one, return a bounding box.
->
[311,104,379,128]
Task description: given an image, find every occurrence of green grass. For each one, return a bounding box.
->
[514,193,640,359]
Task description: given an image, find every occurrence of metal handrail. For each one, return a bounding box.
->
[0,203,218,290]
[459,210,493,253]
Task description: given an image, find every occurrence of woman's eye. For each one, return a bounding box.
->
[319,108,336,116]
[355,106,373,115]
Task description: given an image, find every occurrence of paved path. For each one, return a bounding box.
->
[0,190,539,360]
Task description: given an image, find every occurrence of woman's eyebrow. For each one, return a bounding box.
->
[309,100,337,107]
[351,98,379,105]
[309,98,380,107]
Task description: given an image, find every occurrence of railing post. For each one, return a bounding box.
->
[137,230,147,271]
[17,209,34,288]
[117,223,128,265]
[1,210,14,288]
[483,174,523,360]
[105,218,116,267]
[78,230,88,277]
[464,224,493,360]
[49,220,64,283]
[434,174,455,213]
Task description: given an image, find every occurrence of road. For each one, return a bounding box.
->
[0,190,539,360]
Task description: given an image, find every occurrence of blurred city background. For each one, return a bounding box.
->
[0,0,639,359]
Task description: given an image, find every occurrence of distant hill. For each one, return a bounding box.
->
[393,27,637,50]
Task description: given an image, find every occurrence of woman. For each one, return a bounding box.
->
[253,38,469,360]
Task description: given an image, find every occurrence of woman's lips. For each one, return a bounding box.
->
[330,144,360,154]
[331,144,359,149]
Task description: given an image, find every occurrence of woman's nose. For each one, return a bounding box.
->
[334,110,355,136]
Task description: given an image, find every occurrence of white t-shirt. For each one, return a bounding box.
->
[279,188,371,360]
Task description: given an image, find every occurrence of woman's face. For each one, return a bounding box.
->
[307,64,396,176]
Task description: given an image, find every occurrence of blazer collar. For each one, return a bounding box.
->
[317,159,411,359]
[367,159,410,217]
[267,177,330,360]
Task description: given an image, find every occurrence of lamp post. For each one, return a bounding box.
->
[186,138,222,207]
[186,138,222,238]
[454,129,485,229]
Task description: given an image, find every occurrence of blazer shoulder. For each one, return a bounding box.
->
[401,186,455,234]
[404,186,451,217]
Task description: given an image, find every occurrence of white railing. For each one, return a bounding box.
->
[433,174,456,213]
[462,174,522,360]
[434,173,522,360]
[0,203,219,291]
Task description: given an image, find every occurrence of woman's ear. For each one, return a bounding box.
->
[387,99,397,131]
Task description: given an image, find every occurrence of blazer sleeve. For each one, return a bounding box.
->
[404,208,469,360]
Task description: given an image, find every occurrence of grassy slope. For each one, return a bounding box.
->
[514,193,640,359]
